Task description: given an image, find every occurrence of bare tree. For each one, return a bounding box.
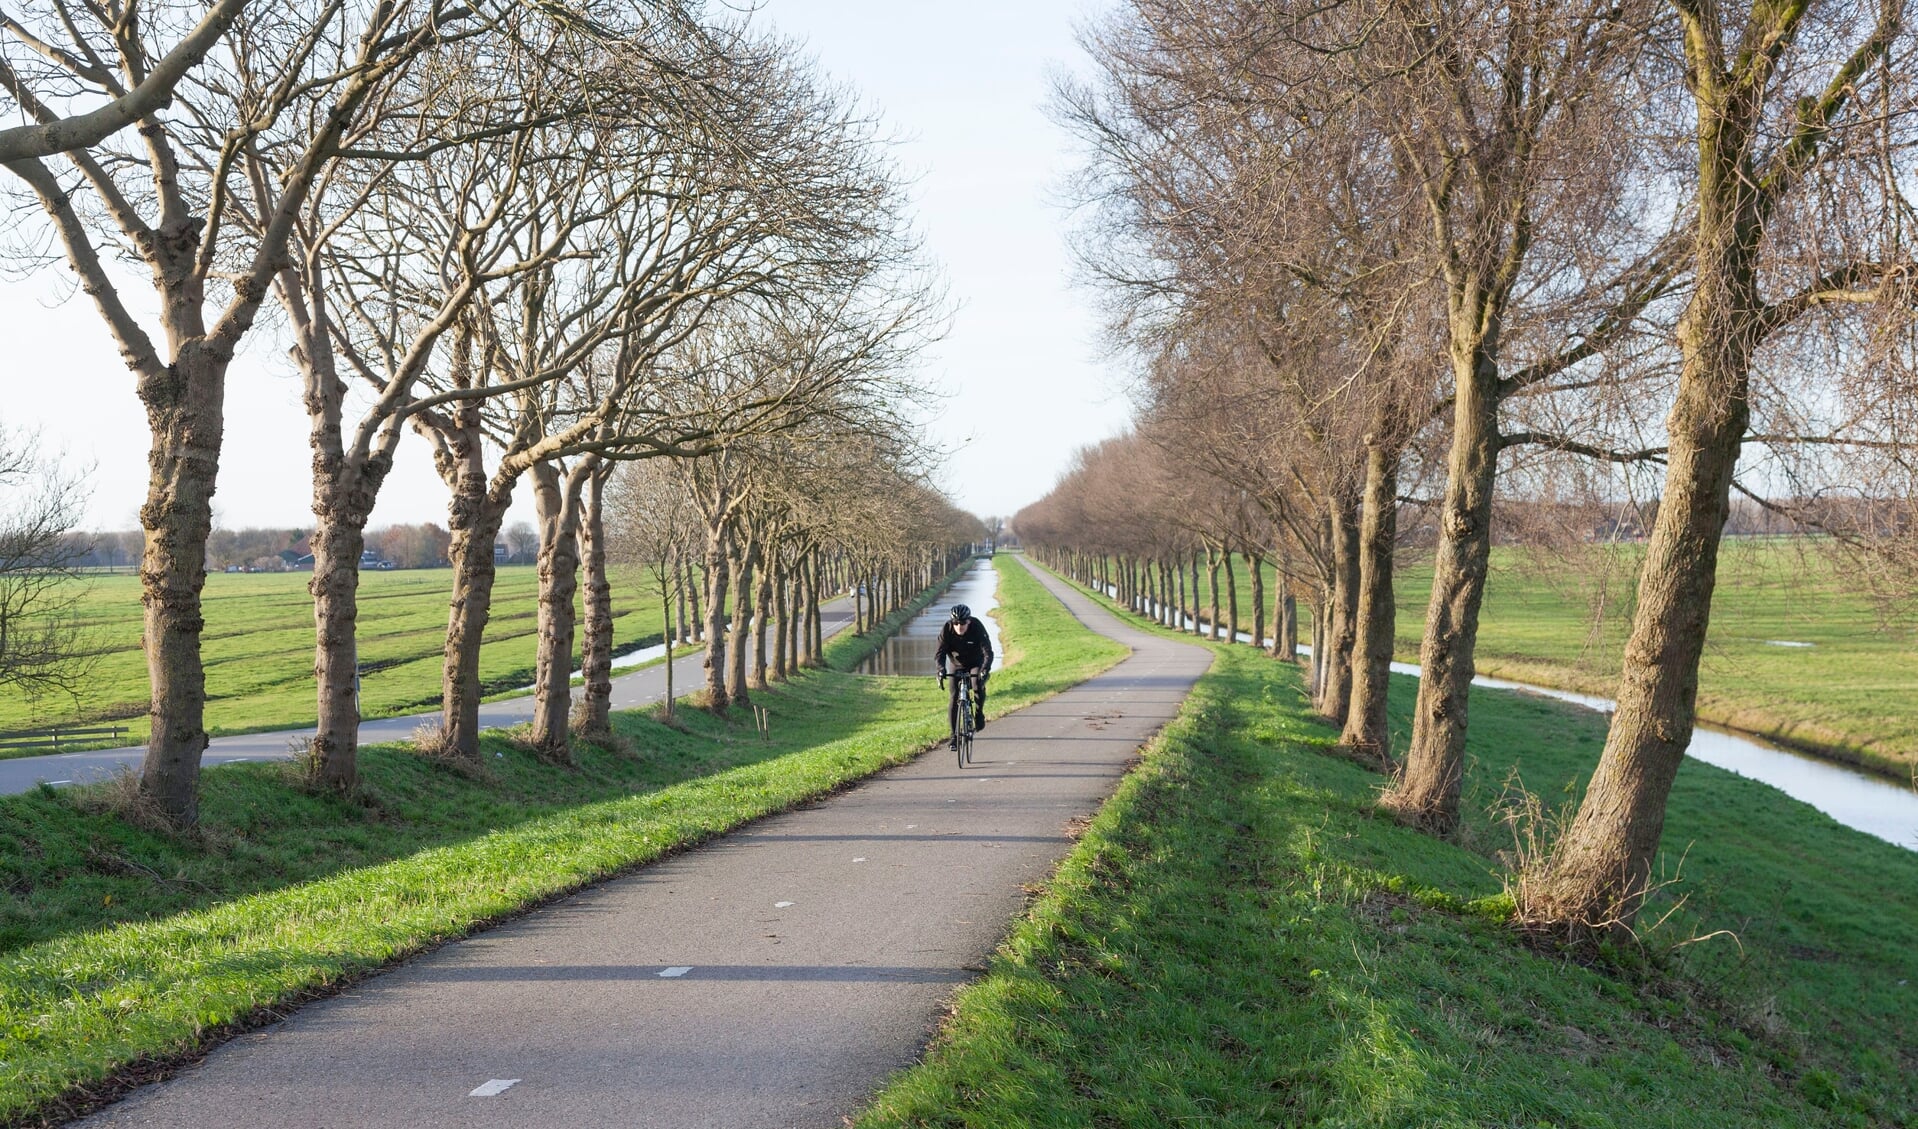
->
[2,0,496,824]
[275,6,630,788]
[1528,0,1918,933]
[0,422,91,704]
[605,460,696,725]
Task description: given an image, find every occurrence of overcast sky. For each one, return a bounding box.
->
[1,0,1135,532]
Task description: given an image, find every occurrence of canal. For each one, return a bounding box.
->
[856,559,1004,677]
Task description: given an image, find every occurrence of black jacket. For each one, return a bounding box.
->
[934,616,993,673]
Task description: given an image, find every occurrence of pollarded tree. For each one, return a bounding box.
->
[1,0,502,824]
[1342,0,1692,833]
[490,33,932,759]
[1528,0,1918,934]
[273,7,694,788]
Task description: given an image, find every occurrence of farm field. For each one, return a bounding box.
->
[1195,540,1918,777]
[0,566,676,750]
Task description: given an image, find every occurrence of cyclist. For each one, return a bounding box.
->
[935,603,994,751]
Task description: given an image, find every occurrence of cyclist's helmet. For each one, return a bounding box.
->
[950,604,971,621]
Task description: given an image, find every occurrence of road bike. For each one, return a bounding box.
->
[942,666,984,768]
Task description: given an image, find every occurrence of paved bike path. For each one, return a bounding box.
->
[0,599,856,797]
[79,566,1212,1129]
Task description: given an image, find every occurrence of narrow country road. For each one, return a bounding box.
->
[75,565,1212,1129]
[0,599,857,796]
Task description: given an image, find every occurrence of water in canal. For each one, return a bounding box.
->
[856,559,1004,677]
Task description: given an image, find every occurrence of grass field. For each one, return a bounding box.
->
[0,553,1128,1124]
[0,565,675,751]
[857,582,1918,1127]
[1185,540,1918,777]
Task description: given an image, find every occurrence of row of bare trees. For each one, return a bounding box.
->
[608,437,984,722]
[1021,0,1918,936]
[3,0,948,823]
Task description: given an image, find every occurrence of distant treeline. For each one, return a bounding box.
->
[60,522,544,571]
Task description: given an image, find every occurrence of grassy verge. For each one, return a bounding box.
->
[2,566,680,754]
[0,553,1124,1125]
[855,593,1918,1127]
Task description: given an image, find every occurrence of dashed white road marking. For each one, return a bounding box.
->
[774,901,794,908]
[658,966,693,978]
[43,780,71,786]
[469,1079,521,1097]
[851,857,867,863]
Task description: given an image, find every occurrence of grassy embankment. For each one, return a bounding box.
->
[0,554,1124,1125]
[1175,541,1918,777]
[0,566,675,752]
[858,575,1918,1128]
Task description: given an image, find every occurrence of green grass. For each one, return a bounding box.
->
[0,552,1125,1125]
[1396,541,1918,778]
[1,566,677,751]
[854,619,1918,1128]
[1158,541,1918,776]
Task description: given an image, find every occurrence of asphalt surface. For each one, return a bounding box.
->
[75,566,1212,1129]
[0,598,856,796]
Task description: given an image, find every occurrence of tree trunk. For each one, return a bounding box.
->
[1280,585,1298,663]
[1382,346,1501,832]
[853,568,866,634]
[439,476,510,759]
[1309,595,1326,701]
[1320,500,1360,727]
[530,462,589,761]
[752,557,774,690]
[1249,554,1265,649]
[1531,127,1770,927]
[298,302,393,793]
[575,464,614,740]
[701,522,731,706]
[307,512,367,790]
[136,346,227,826]
[676,558,691,644]
[660,570,676,723]
[1206,546,1222,640]
[805,551,823,665]
[1166,555,1181,628]
[772,560,791,682]
[1224,549,1239,642]
[685,558,702,643]
[728,541,756,706]
[1340,442,1400,769]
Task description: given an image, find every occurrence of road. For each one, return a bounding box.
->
[76,565,1212,1129]
[0,598,856,796]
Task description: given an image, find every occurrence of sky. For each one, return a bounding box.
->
[0,0,1137,533]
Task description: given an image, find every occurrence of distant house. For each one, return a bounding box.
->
[288,547,393,570]
[494,542,509,565]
